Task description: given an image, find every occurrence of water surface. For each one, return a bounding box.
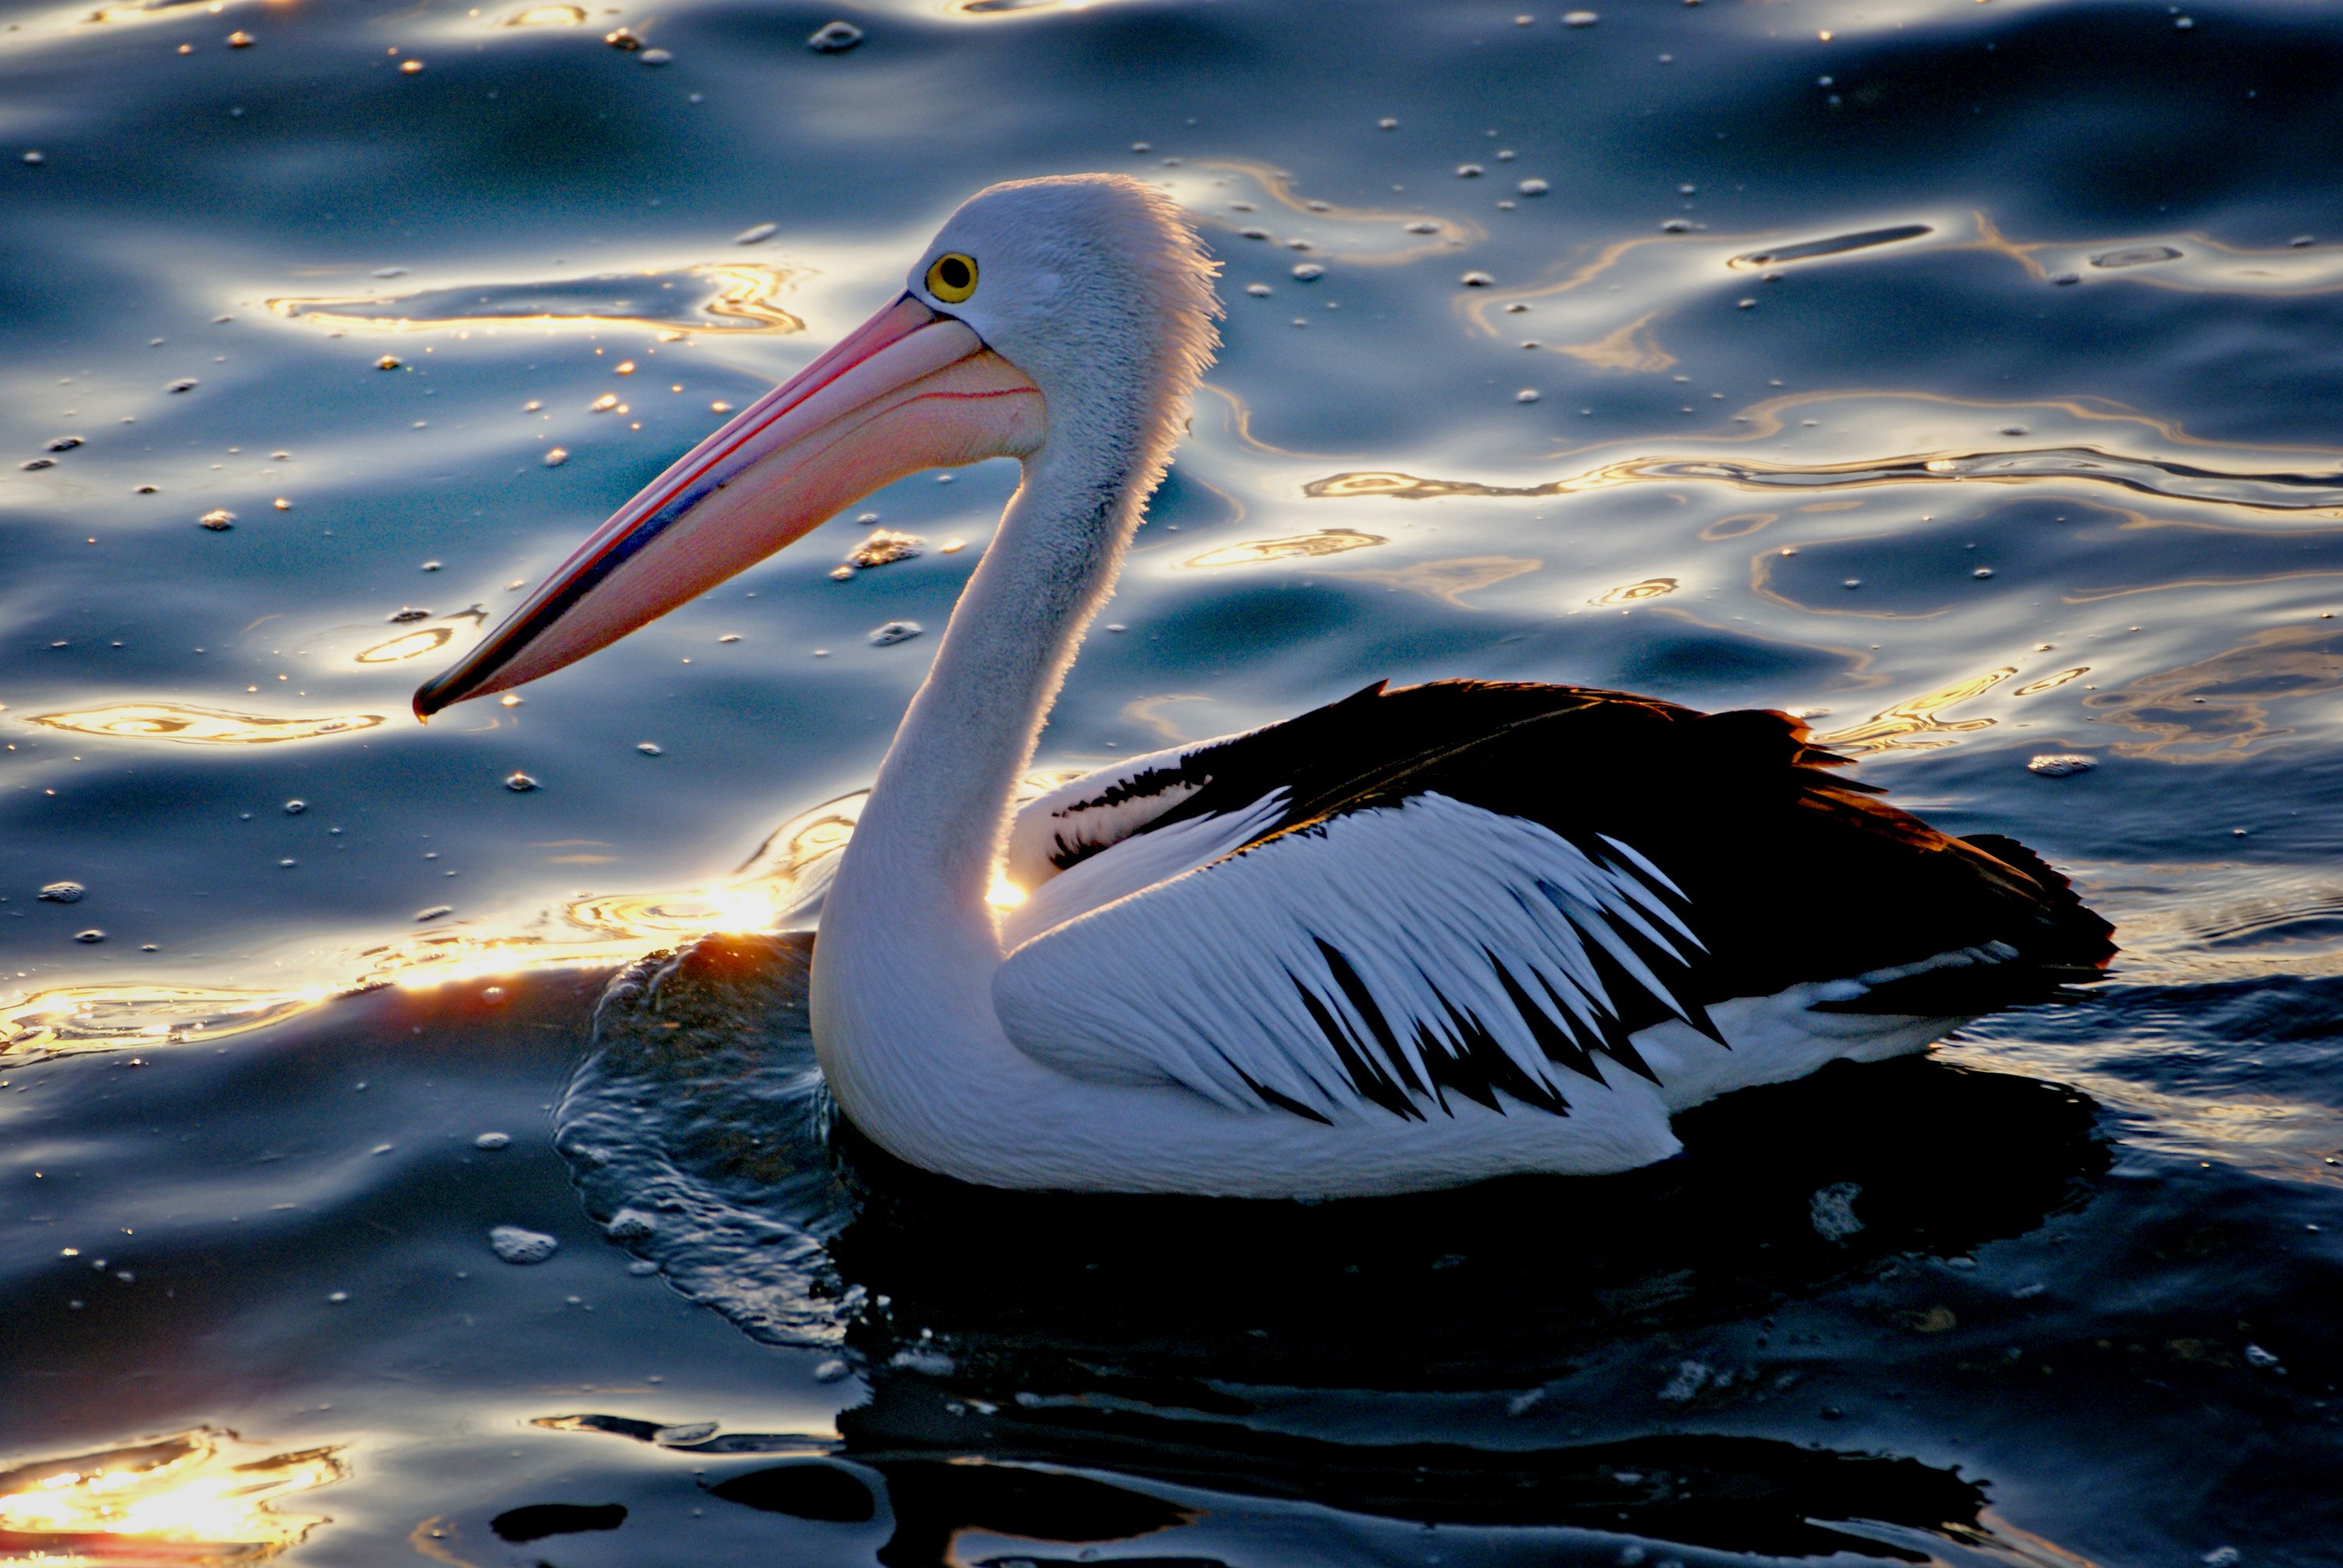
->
[3,0,2341,1563]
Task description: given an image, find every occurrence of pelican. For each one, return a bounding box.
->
[416,175,2113,1198]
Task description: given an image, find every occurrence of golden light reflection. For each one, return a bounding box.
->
[1343,555,1541,608]
[352,625,456,665]
[2083,625,2343,761]
[1182,529,1385,568]
[0,985,330,1057]
[26,704,386,746]
[0,1427,342,1563]
[1590,576,1678,606]
[986,875,1028,909]
[266,263,804,337]
[1555,308,1678,374]
[1812,668,2014,754]
[503,2,585,22]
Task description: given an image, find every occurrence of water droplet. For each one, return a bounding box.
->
[1245,283,1272,298]
[283,800,305,814]
[421,559,442,572]
[1460,270,1494,287]
[604,24,642,47]
[489,1225,558,1264]
[1562,9,1599,24]
[1842,578,1861,589]
[22,150,45,165]
[38,882,85,903]
[505,772,539,792]
[278,858,297,869]
[1455,163,1485,178]
[327,1290,349,1303]
[640,47,670,63]
[1515,389,1541,403]
[1377,116,1399,130]
[198,509,234,531]
[73,928,105,943]
[814,1358,852,1382]
[541,447,569,466]
[388,607,430,623]
[225,29,252,46]
[20,458,53,472]
[846,529,922,569]
[1517,178,1549,196]
[590,392,619,412]
[868,620,923,647]
[637,742,662,755]
[806,18,862,52]
[1291,262,1325,280]
[733,222,776,245]
[1972,566,1994,579]
[475,1131,511,1149]
[414,905,453,921]
[398,58,423,73]
[166,378,198,393]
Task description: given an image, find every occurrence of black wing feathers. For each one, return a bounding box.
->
[1121,679,2114,1021]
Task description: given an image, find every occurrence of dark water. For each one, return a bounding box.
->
[5,0,2342,1561]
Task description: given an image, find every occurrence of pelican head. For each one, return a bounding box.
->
[413,173,1219,718]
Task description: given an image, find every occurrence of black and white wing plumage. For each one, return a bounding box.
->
[993,680,2116,1123]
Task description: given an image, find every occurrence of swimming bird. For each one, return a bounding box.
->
[416,174,2114,1197]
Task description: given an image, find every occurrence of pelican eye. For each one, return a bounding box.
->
[925,252,979,305]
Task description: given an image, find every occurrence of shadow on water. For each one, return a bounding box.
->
[548,932,2109,1566]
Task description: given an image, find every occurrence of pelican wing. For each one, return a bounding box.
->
[993,790,1711,1120]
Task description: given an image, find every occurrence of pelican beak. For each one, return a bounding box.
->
[413,294,1044,718]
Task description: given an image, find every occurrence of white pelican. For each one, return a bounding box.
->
[416,175,2114,1197]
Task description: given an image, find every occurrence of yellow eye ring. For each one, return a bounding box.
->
[925,252,979,305]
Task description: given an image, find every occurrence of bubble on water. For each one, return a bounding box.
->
[226,29,252,46]
[806,19,862,52]
[590,393,619,412]
[474,1131,511,1149]
[489,1225,558,1264]
[2092,245,2183,269]
[1810,1181,1863,1241]
[388,607,430,623]
[542,447,569,466]
[1291,262,1325,280]
[605,1208,657,1240]
[1377,116,1399,129]
[23,150,45,165]
[167,378,198,393]
[414,905,453,921]
[198,509,234,531]
[20,458,53,471]
[1245,283,1272,298]
[637,742,663,756]
[45,435,84,453]
[1460,270,1494,287]
[868,621,923,647]
[733,222,776,245]
[282,800,306,815]
[327,1290,348,1303]
[1455,163,1485,178]
[1515,389,1541,403]
[38,882,85,903]
[2027,754,2096,777]
[278,858,297,869]
[73,929,105,944]
[505,772,539,792]
[1972,566,1994,579]
[1517,178,1549,196]
[273,497,291,510]
[1842,578,1861,589]
[1563,9,1599,24]
[374,355,402,370]
[2050,272,2081,285]
[640,48,672,64]
[845,529,922,569]
[604,24,642,48]
[1657,1360,1711,1402]
[398,59,423,73]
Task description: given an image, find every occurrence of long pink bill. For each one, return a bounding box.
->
[415,293,1044,718]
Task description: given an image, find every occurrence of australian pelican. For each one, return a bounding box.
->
[416,175,2114,1197]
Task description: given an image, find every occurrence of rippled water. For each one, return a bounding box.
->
[5,0,2341,1562]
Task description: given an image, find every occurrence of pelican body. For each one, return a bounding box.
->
[418,176,2113,1198]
